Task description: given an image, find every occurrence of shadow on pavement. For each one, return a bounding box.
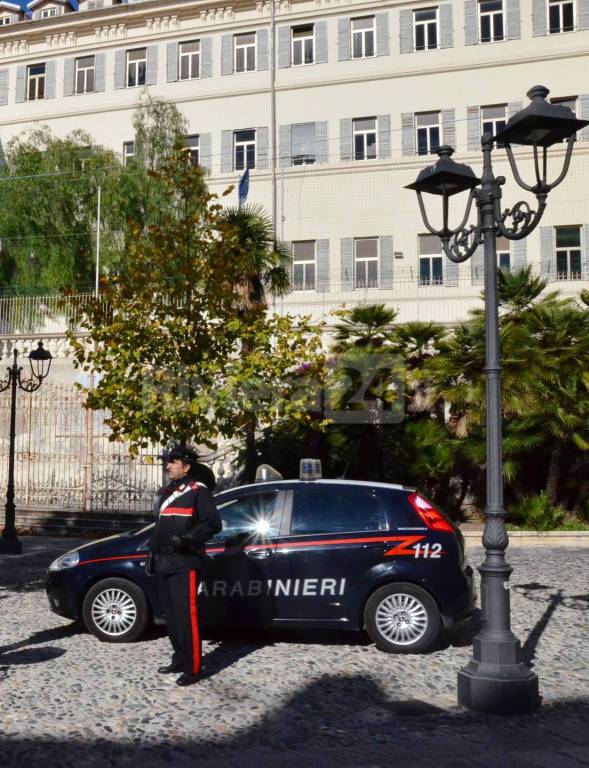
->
[0,646,66,667]
[1,675,588,768]
[0,622,82,657]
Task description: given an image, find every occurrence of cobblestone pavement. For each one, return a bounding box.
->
[0,537,588,768]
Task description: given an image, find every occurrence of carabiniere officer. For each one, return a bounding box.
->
[147,442,222,686]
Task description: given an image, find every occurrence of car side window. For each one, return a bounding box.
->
[291,490,385,534]
[212,492,279,542]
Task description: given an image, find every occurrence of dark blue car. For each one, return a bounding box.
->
[46,479,475,653]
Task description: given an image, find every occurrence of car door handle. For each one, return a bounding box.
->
[246,548,273,558]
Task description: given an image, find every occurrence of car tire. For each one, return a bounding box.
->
[82,578,150,643]
[364,582,441,654]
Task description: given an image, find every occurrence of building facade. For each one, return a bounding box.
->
[0,0,588,323]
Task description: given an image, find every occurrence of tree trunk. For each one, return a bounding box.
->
[545,442,563,507]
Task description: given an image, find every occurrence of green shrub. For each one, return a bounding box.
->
[507,492,566,531]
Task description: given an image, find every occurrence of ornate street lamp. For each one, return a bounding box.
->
[0,342,53,554]
[406,85,588,715]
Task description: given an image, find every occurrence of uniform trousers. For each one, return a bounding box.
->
[157,570,201,676]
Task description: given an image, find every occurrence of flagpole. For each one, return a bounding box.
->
[270,0,277,243]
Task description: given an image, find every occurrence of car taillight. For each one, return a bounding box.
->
[408,492,455,533]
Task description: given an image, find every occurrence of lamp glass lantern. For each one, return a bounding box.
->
[28,342,53,381]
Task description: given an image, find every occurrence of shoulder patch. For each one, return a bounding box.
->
[189,481,205,490]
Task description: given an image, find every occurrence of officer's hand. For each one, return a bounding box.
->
[171,535,187,553]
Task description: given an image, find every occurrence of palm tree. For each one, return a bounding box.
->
[332,303,397,352]
[217,203,292,481]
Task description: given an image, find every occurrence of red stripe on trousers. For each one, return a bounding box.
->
[189,571,201,675]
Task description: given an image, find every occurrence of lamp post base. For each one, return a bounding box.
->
[458,660,540,714]
[0,534,23,554]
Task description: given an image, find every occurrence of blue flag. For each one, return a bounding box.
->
[238,167,249,208]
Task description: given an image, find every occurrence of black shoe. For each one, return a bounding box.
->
[176,672,201,687]
[158,663,183,674]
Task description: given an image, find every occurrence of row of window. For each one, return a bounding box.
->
[5,1,589,105]
[118,97,587,176]
[286,227,586,293]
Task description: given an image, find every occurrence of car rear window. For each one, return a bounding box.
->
[291,490,385,534]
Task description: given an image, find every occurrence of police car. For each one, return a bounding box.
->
[46,463,475,654]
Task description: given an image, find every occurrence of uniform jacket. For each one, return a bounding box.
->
[150,477,222,576]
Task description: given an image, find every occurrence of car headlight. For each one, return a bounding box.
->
[49,551,80,572]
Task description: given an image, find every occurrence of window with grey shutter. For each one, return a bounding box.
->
[378,114,391,159]
[340,238,354,291]
[94,53,105,92]
[315,21,328,63]
[63,58,75,97]
[380,236,393,288]
[508,101,522,118]
[506,0,521,38]
[440,3,454,48]
[0,69,8,106]
[146,46,158,85]
[400,9,413,53]
[465,0,477,44]
[199,133,212,172]
[445,260,459,287]
[582,224,589,278]
[279,124,291,167]
[471,245,484,284]
[513,239,527,271]
[221,130,233,173]
[221,34,233,75]
[401,113,415,156]
[257,29,269,71]
[578,94,589,140]
[579,0,589,29]
[467,106,480,151]
[376,13,389,56]
[257,126,269,170]
[201,38,212,78]
[45,60,56,99]
[540,226,555,278]
[291,123,316,165]
[532,0,546,35]
[316,239,330,292]
[278,26,290,67]
[167,42,178,82]
[338,17,351,61]
[114,49,126,88]
[442,108,455,147]
[316,121,328,164]
[340,118,353,161]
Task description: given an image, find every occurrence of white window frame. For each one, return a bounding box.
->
[0,16,12,25]
[185,134,199,166]
[414,7,439,51]
[122,141,135,166]
[292,241,316,291]
[75,55,95,95]
[481,104,507,138]
[354,237,379,289]
[555,226,582,280]
[292,24,315,66]
[353,117,378,161]
[351,16,376,59]
[416,111,441,156]
[234,32,256,73]
[27,63,46,101]
[234,129,256,171]
[419,234,443,286]
[179,40,200,81]
[39,7,59,17]
[291,123,317,166]
[126,48,147,88]
[478,0,504,42]
[548,0,575,34]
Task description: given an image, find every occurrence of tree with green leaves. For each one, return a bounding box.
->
[0,127,123,295]
[68,144,324,456]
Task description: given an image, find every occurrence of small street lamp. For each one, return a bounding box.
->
[406,85,588,715]
[0,342,53,554]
